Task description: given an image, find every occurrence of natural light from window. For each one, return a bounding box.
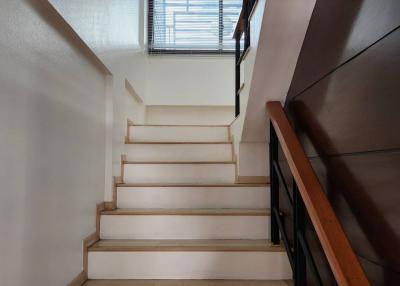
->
[149,0,242,53]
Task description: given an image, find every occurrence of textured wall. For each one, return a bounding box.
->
[0,1,107,284]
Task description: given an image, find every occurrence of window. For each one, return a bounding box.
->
[148,0,243,54]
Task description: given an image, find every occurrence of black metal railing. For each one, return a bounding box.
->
[234,0,256,117]
[269,122,324,286]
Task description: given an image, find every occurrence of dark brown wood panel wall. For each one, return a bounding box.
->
[287,0,400,99]
[280,0,400,284]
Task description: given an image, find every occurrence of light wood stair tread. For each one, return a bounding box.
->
[101,208,270,216]
[129,124,229,127]
[89,239,284,252]
[123,161,236,164]
[84,279,293,286]
[125,141,232,144]
[117,183,269,187]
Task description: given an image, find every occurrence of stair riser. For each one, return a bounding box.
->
[129,126,229,142]
[88,252,292,280]
[100,215,270,239]
[117,187,270,209]
[123,164,236,184]
[125,144,232,162]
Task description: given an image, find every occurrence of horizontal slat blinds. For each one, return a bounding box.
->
[148,0,242,54]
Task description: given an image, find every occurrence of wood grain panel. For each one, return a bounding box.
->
[309,152,400,272]
[287,0,400,98]
[288,28,400,157]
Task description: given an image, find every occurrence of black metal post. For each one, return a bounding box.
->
[293,179,306,286]
[270,122,280,245]
[235,35,240,117]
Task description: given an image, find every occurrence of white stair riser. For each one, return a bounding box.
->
[117,187,270,209]
[125,144,232,162]
[88,251,292,280]
[123,164,236,184]
[129,126,229,142]
[100,215,269,239]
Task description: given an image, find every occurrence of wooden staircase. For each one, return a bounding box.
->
[85,124,292,284]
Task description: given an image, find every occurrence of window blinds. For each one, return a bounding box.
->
[148,0,242,53]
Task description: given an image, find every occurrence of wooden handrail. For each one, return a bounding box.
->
[266,101,370,286]
[233,0,259,38]
[233,0,247,38]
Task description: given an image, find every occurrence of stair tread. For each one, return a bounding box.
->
[125,142,232,144]
[85,280,292,286]
[117,183,269,187]
[124,161,235,164]
[101,208,270,216]
[89,239,284,252]
[126,141,232,144]
[130,124,229,127]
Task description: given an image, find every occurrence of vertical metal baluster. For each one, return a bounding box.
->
[294,179,306,285]
[270,122,280,245]
[235,35,240,117]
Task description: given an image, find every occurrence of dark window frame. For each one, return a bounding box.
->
[147,0,238,55]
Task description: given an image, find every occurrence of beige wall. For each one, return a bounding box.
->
[231,0,315,177]
[145,106,235,125]
[50,0,236,199]
[145,55,235,106]
[50,0,235,107]
[0,1,108,284]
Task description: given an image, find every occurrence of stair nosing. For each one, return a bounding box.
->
[129,124,229,127]
[88,239,284,252]
[123,161,236,165]
[125,141,232,144]
[116,183,269,187]
[101,208,271,216]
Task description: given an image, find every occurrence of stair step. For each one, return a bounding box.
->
[117,183,269,187]
[89,239,283,252]
[85,280,293,286]
[117,185,269,209]
[129,125,229,143]
[101,208,270,216]
[125,141,232,144]
[123,162,236,184]
[88,239,291,280]
[88,240,291,279]
[124,143,233,162]
[129,124,230,127]
[124,161,235,164]
[100,209,270,240]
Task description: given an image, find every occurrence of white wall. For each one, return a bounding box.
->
[50,0,236,202]
[241,0,316,142]
[49,0,141,53]
[49,0,147,201]
[231,0,315,177]
[145,55,235,106]
[0,1,108,285]
[50,0,235,107]
[146,106,234,125]
[230,0,268,176]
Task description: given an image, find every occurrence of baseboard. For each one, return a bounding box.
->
[104,201,115,210]
[237,176,270,184]
[83,232,99,277]
[68,203,103,286]
[67,271,87,286]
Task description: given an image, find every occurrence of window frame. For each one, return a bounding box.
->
[147,0,239,55]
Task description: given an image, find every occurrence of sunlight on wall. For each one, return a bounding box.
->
[50,0,140,53]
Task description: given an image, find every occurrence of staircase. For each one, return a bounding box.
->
[86,124,292,284]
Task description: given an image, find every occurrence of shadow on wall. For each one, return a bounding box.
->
[290,101,400,285]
